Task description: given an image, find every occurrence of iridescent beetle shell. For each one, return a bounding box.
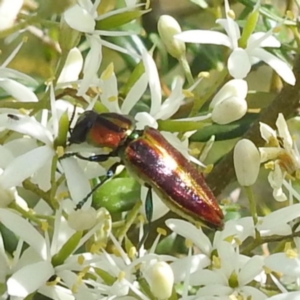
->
[69,111,224,229]
[120,126,223,229]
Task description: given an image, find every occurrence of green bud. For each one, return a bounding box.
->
[54,110,69,148]
[59,17,81,52]
[157,15,186,59]
[239,1,260,48]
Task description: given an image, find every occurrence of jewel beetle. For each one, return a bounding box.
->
[66,110,224,234]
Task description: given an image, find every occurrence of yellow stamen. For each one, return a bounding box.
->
[128,246,136,259]
[185,238,193,248]
[227,9,235,19]
[40,221,49,232]
[56,146,64,158]
[77,255,85,265]
[198,71,210,78]
[212,255,221,269]
[108,95,117,102]
[157,227,167,236]
[182,89,194,98]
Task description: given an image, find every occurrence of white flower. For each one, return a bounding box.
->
[63,0,141,96]
[166,219,266,300]
[259,113,300,201]
[175,0,295,85]
[265,237,300,277]
[0,0,23,30]
[0,42,38,102]
[0,206,111,298]
[89,230,175,299]
[234,139,260,186]
[209,79,248,124]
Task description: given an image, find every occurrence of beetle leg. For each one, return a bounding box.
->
[137,184,153,250]
[75,161,122,210]
[60,150,118,161]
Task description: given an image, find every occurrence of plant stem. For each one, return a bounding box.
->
[245,186,261,242]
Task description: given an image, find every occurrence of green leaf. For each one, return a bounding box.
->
[158,119,207,133]
[93,177,140,213]
[237,0,296,26]
[95,10,149,30]
[190,113,258,142]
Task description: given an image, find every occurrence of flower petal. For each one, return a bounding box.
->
[135,112,158,129]
[77,36,102,96]
[247,32,281,49]
[0,146,54,189]
[251,48,295,85]
[0,0,23,30]
[276,113,293,149]
[171,254,210,282]
[239,255,264,285]
[216,18,240,48]
[175,30,231,48]
[7,261,54,297]
[99,69,119,113]
[0,113,53,145]
[210,79,248,108]
[260,203,300,228]
[0,209,47,260]
[228,48,251,79]
[57,48,83,84]
[0,79,38,102]
[142,50,161,116]
[265,253,300,277]
[121,73,148,114]
[155,77,185,120]
[60,158,92,206]
[166,219,212,255]
[64,4,95,33]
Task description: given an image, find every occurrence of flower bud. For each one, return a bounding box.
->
[211,96,247,124]
[68,207,97,231]
[143,260,174,300]
[234,139,260,186]
[210,79,248,124]
[158,15,186,59]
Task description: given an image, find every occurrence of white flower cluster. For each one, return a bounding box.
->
[0,0,298,299]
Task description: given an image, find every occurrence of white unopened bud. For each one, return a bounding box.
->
[211,96,247,124]
[158,15,186,59]
[143,260,174,300]
[210,79,248,124]
[234,139,260,186]
[68,207,97,231]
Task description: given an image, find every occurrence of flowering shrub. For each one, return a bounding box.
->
[0,0,299,299]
